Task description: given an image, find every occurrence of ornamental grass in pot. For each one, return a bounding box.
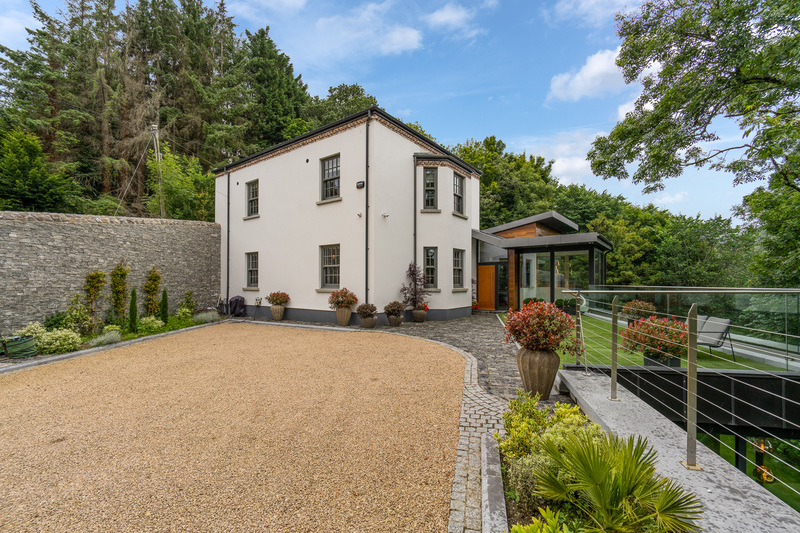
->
[266,291,290,321]
[384,301,405,327]
[504,301,583,400]
[356,303,378,329]
[328,288,358,326]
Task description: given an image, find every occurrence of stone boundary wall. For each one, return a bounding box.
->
[0,211,220,333]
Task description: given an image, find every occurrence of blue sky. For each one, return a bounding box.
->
[2,0,759,222]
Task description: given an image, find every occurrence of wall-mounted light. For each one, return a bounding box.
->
[382,213,389,218]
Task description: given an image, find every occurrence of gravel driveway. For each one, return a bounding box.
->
[0,322,465,532]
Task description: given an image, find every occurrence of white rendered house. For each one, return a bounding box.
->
[214,106,481,324]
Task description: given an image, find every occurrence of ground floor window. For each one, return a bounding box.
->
[453,249,464,288]
[424,247,437,288]
[246,252,258,287]
[321,244,340,288]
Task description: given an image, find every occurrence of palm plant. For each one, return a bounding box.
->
[534,433,703,532]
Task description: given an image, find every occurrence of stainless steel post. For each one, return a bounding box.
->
[683,303,702,470]
[610,295,619,401]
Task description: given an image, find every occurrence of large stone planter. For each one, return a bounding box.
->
[361,316,377,329]
[271,305,285,321]
[336,307,352,326]
[412,309,427,322]
[388,315,403,327]
[516,348,560,400]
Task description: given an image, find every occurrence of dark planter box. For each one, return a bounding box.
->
[2,335,37,359]
[644,355,681,368]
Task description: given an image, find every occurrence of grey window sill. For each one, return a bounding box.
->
[317,197,342,206]
[452,211,468,220]
[420,208,441,214]
[426,288,442,293]
[316,288,337,293]
[243,214,260,221]
[452,288,468,293]
[243,287,259,291]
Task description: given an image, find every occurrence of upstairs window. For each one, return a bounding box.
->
[246,252,258,287]
[424,247,438,288]
[453,174,464,215]
[321,244,340,288]
[321,156,340,201]
[453,249,464,288]
[246,180,259,216]
[424,168,437,209]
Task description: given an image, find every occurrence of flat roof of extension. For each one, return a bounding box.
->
[473,228,614,251]
[483,210,578,235]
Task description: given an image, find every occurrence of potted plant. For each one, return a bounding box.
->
[266,291,290,321]
[621,299,657,327]
[400,263,430,322]
[504,301,583,400]
[384,300,405,327]
[472,300,479,314]
[621,316,687,367]
[356,303,378,328]
[328,287,358,326]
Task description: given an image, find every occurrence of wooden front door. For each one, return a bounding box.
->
[477,264,496,310]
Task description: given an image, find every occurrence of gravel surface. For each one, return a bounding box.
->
[0,322,465,532]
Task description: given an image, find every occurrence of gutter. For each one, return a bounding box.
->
[413,154,418,287]
[225,168,230,313]
[365,109,371,303]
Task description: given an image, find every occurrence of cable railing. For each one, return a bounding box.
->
[566,287,800,510]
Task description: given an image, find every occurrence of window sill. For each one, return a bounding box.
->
[243,214,260,221]
[317,197,342,206]
[426,288,442,293]
[243,287,259,291]
[420,208,441,214]
[452,211,468,220]
[452,288,468,293]
[316,288,337,293]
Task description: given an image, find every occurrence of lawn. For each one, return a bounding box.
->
[499,312,784,371]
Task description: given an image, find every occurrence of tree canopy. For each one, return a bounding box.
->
[588,0,800,194]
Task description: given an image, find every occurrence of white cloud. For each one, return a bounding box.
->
[424,3,485,39]
[0,10,38,51]
[428,3,473,29]
[544,0,641,28]
[380,26,424,55]
[616,98,635,121]
[508,129,606,185]
[547,47,626,102]
[653,191,688,206]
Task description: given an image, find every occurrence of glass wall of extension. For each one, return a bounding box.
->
[473,211,613,311]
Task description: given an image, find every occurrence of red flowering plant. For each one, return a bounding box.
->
[266,291,290,306]
[621,316,688,362]
[328,287,358,309]
[504,301,583,360]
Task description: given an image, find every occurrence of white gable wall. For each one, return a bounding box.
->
[216,113,476,320]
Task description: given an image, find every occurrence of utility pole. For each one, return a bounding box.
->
[151,124,166,218]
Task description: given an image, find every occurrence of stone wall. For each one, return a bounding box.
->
[0,211,220,333]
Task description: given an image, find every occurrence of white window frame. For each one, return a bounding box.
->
[246,252,258,287]
[424,247,438,288]
[321,244,340,289]
[321,155,340,201]
[246,179,259,217]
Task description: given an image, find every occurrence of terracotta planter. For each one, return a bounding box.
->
[271,304,285,321]
[361,316,377,329]
[412,309,427,322]
[516,348,561,400]
[336,307,352,326]
[388,315,403,327]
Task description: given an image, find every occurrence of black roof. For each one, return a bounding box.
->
[213,105,481,175]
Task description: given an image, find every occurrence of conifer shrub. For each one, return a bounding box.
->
[110,261,130,321]
[143,267,162,316]
[160,289,169,323]
[129,288,138,333]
